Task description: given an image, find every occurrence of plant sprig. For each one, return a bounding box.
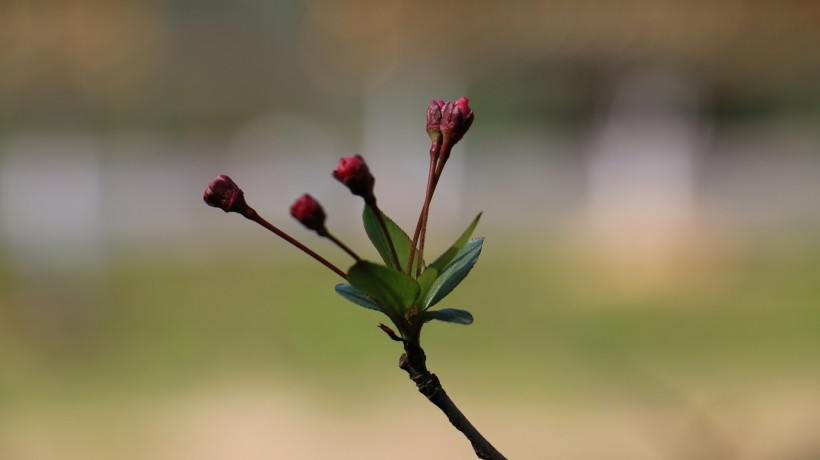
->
[204,97,507,460]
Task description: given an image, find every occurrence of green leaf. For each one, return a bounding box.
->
[429,212,482,273]
[423,237,483,309]
[363,206,421,273]
[334,283,382,311]
[347,260,420,316]
[415,267,439,304]
[423,308,474,325]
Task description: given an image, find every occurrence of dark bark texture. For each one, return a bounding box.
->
[399,343,508,460]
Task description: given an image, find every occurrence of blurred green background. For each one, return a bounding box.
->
[1,1,819,459]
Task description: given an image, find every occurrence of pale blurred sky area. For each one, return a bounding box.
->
[1,2,820,460]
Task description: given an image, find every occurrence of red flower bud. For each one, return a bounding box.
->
[453,97,473,120]
[290,193,327,235]
[332,154,375,203]
[426,100,445,149]
[440,96,474,149]
[203,175,250,215]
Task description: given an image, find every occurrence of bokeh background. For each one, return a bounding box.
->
[2,1,820,459]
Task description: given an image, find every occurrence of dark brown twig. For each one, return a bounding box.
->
[399,342,508,460]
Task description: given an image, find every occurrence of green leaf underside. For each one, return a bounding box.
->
[423,237,484,309]
[363,206,421,273]
[334,283,382,311]
[429,212,482,273]
[423,308,474,325]
[347,261,420,316]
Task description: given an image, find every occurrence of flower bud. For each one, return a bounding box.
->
[332,154,375,203]
[203,175,250,215]
[426,100,445,150]
[290,193,327,235]
[440,96,474,149]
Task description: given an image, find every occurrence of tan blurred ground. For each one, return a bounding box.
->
[1,373,818,460]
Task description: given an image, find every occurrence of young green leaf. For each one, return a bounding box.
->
[347,260,420,315]
[429,212,482,273]
[363,206,421,273]
[415,267,439,305]
[423,237,483,309]
[334,283,382,311]
[423,308,474,325]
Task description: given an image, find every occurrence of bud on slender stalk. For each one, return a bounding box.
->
[333,154,376,205]
[290,193,362,260]
[433,96,475,185]
[412,97,475,277]
[290,193,328,236]
[426,100,445,157]
[440,97,474,156]
[203,175,252,217]
[333,155,399,268]
[203,175,348,279]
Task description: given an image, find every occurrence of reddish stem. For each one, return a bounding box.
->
[368,200,401,271]
[243,207,348,280]
[408,151,440,276]
[324,231,361,261]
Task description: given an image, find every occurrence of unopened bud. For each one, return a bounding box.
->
[440,96,474,150]
[426,100,445,153]
[290,193,327,235]
[203,175,250,215]
[332,154,376,203]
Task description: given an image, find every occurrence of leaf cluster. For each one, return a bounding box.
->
[335,209,483,342]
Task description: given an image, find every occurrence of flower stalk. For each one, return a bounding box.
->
[290,193,361,261]
[333,155,401,270]
[203,175,348,280]
[249,211,349,280]
[370,202,401,269]
[408,97,474,276]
